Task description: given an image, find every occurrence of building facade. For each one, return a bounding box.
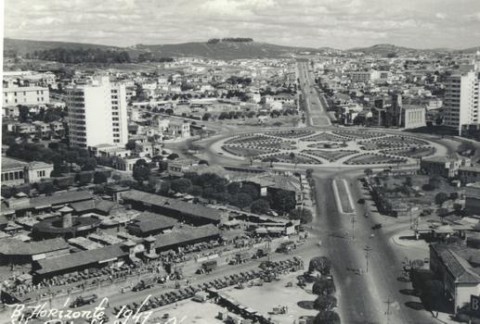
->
[443,70,480,135]
[66,76,128,148]
[401,105,426,129]
[2,86,50,107]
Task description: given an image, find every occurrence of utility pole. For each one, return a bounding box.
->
[385,296,393,324]
[351,215,356,240]
[364,245,373,273]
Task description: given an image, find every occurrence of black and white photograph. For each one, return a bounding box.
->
[1,0,480,323]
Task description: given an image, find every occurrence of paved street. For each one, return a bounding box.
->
[297,61,332,127]
[312,171,436,324]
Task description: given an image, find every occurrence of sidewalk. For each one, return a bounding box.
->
[390,229,429,251]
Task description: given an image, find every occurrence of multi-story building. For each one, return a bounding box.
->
[443,70,480,135]
[66,76,128,148]
[2,86,49,107]
[401,105,426,129]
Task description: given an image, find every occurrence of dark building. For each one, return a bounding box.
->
[120,190,226,225]
[127,211,178,237]
[371,93,403,127]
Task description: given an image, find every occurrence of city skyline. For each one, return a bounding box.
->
[4,0,480,50]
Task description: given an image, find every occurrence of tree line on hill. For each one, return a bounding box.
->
[26,48,131,64]
[207,38,254,44]
[137,52,174,63]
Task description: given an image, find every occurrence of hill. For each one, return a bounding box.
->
[4,38,117,56]
[347,43,421,57]
[134,40,319,59]
[4,38,321,60]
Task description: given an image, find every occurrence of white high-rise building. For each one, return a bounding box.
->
[443,70,480,135]
[66,76,128,148]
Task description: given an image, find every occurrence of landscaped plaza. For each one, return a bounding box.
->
[216,128,446,167]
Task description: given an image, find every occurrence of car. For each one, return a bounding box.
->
[372,224,382,230]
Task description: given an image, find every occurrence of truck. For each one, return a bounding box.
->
[229,252,251,265]
[132,277,157,292]
[197,260,218,274]
[276,241,296,253]
[70,294,98,308]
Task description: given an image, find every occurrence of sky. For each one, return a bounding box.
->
[4,0,480,49]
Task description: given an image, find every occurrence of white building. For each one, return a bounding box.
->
[401,105,426,129]
[443,70,480,135]
[2,86,50,107]
[66,76,128,148]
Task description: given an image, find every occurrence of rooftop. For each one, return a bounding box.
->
[2,157,28,170]
[0,237,69,256]
[121,189,223,222]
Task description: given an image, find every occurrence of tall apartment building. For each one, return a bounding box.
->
[443,70,480,135]
[66,76,128,148]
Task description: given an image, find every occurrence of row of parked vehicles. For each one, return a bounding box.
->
[113,257,304,318]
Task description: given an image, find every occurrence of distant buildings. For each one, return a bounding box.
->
[443,70,480,135]
[66,76,128,148]
[420,156,471,178]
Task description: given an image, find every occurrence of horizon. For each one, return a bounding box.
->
[4,0,480,50]
[4,36,480,52]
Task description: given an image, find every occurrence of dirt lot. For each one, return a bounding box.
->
[144,271,318,324]
[147,300,225,324]
[225,271,318,324]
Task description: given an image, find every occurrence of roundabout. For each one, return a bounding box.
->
[212,127,446,168]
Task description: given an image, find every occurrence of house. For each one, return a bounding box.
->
[465,182,480,215]
[430,242,480,312]
[458,166,480,185]
[168,159,195,177]
[1,157,53,186]
[420,157,471,178]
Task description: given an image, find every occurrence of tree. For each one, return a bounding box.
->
[126,140,137,151]
[239,183,260,200]
[189,185,203,196]
[314,295,337,311]
[312,278,336,296]
[18,105,30,122]
[171,178,193,193]
[434,192,449,207]
[93,172,108,184]
[437,208,449,222]
[250,199,270,214]
[428,176,442,190]
[309,256,332,275]
[167,153,179,160]
[233,193,253,210]
[227,182,241,195]
[364,168,373,177]
[289,208,313,224]
[81,158,97,171]
[271,189,296,213]
[202,113,211,121]
[314,310,340,324]
[132,159,151,184]
[75,172,93,185]
[306,168,314,178]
